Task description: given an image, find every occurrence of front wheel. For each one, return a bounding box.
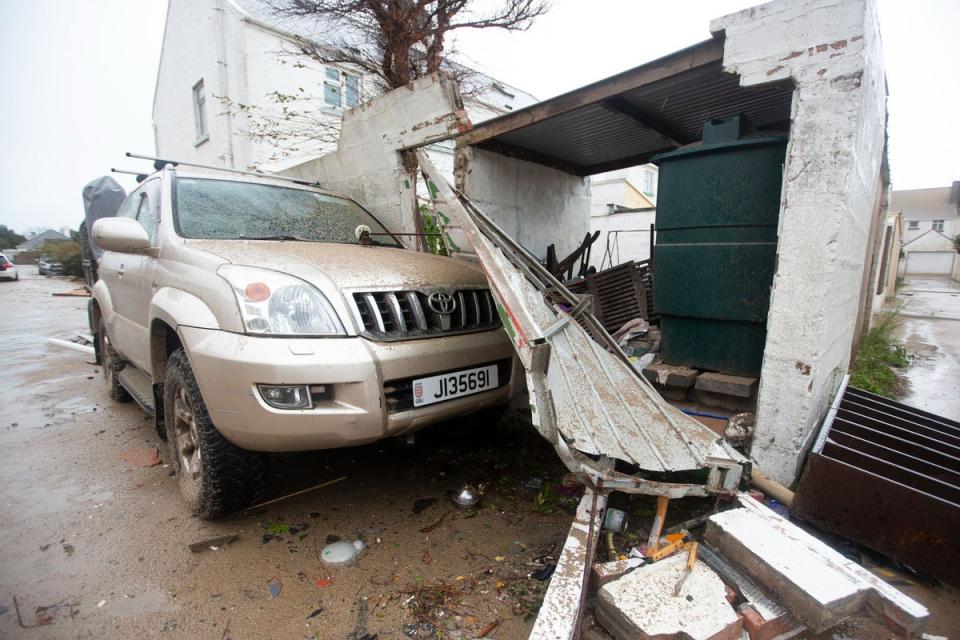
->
[98,327,130,403]
[164,349,265,519]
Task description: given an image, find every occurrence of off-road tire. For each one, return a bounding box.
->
[164,349,265,519]
[98,327,131,403]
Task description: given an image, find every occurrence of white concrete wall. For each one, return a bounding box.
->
[154,0,237,166]
[278,73,470,241]
[457,147,591,259]
[712,0,888,484]
[589,209,655,268]
[902,224,958,253]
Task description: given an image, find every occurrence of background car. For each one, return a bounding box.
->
[38,255,63,276]
[0,255,18,281]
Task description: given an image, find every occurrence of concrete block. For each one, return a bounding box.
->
[596,554,742,640]
[691,389,755,413]
[591,558,645,590]
[704,495,929,635]
[642,363,700,388]
[738,603,804,640]
[695,373,758,398]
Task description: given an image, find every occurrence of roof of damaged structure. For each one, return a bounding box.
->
[457,37,795,176]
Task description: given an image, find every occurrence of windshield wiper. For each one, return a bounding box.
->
[237,234,311,241]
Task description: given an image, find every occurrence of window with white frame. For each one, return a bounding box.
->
[641,169,655,195]
[932,219,945,231]
[192,80,208,142]
[907,220,919,230]
[324,68,359,109]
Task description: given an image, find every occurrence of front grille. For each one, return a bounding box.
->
[384,359,512,412]
[351,288,501,340]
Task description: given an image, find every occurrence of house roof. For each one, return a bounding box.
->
[17,229,70,251]
[456,38,795,176]
[890,185,960,220]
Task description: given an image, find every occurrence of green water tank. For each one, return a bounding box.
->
[652,115,787,378]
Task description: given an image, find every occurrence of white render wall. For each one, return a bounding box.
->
[712,0,888,484]
[456,147,592,258]
[589,209,655,268]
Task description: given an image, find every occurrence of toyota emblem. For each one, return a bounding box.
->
[428,292,457,315]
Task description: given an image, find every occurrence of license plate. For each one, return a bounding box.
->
[412,364,499,408]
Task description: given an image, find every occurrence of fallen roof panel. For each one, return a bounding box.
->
[418,151,745,497]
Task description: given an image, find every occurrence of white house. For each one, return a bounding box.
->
[892,183,959,278]
[588,164,658,268]
[152,0,537,173]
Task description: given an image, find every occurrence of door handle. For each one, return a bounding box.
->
[117,265,125,277]
[151,281,158,293]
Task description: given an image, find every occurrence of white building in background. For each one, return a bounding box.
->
[153,0,537,173]
[588,164,658,269]
[891,183,959,278]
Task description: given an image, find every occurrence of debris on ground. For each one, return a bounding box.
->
[51,288,91,298]
[117,446,161,467]
[187,534,238,553]
[266,579,281,599]
[321,539,365,566]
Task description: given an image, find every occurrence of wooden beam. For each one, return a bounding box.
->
[599,96,693,147]
[475,140,585,176]
[458,38,724,147]
[578,146,678,176]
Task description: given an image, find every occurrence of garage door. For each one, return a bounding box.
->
[905,251,955,275]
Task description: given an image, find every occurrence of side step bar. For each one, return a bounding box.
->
[117,365,155,416]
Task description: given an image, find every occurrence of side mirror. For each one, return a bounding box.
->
[92,218,150,253]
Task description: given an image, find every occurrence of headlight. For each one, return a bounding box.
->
[218,265,345,336]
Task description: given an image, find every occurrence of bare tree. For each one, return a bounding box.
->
[269,0,549,92]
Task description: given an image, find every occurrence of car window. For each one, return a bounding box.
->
[116,189,142,219]
[136,195,159,246]
[173,178,402,247]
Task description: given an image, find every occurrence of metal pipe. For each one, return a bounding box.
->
[125,153,322,187]
[47,338,95,356]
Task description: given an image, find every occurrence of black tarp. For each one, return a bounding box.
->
[82,176,126,259]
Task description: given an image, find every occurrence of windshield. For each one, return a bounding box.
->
[173,177,402,247]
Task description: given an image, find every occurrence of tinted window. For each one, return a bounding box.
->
[173,178,401,247]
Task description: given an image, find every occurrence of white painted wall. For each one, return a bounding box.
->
[457,147,592,259]
[589,209,655,268]
[154,0,537,171]
[712,0,888,484]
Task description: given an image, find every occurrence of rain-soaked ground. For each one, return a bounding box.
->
[896,276,960,420]
[1,270,958,639]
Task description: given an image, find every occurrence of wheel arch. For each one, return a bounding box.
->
[149,288,220,381]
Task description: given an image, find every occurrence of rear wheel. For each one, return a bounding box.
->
[98,327,130,403]
[164,349,265,519]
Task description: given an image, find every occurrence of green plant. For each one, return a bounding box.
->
[39,240,82,277]
[419,204,460,256]
[849,310,910,398]
[533,485,558,514]
[953,233,960,254]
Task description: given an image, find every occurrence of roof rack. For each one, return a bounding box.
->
[124,152,323,188]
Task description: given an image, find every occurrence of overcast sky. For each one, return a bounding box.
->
[1,0,957,234]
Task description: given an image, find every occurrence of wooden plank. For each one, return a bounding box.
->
[600,96,692,147]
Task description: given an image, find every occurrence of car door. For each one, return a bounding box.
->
[98,184,154,370]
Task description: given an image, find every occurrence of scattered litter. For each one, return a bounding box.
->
[602,508,628,534]
[118,446,161,468]
[523,477,544,492]
[187,534,237,553]
[266,579,281,599]
[0,604,6,616]
[419,513,448,534]
[51,288,91,297]
[478,619,501,637]
[315,578,333,589]
[264,523,291,535]
[307,607,323,619]
[96,600,106,608]
[62,543,74,556]
[321,539,365,566]
[452,484,480,508]
[46,337,95,356]
[240,476,346,513]
[531,564,556,581]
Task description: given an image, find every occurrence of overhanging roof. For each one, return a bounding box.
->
[457,38,794,176]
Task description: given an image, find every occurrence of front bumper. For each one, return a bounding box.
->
[179,326,520,452]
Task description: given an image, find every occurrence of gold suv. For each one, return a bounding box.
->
[90,166,519,518]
